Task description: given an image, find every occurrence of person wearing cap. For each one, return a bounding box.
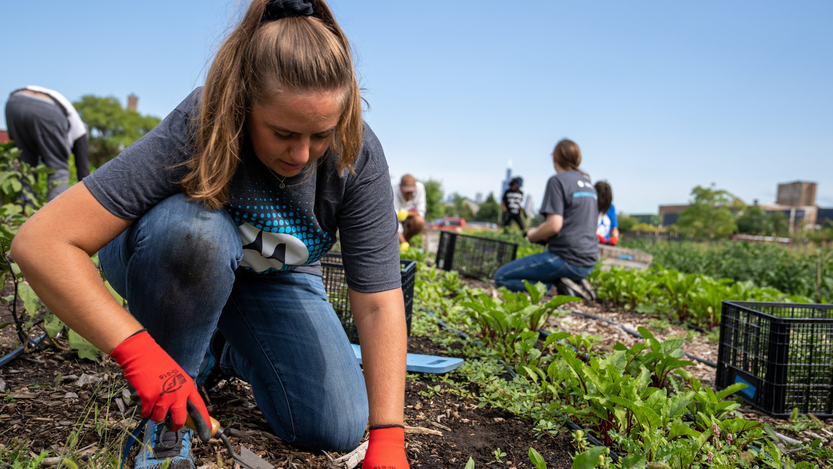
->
[393,174,425,250]
[501,176,525,232]
[5,86,91,202]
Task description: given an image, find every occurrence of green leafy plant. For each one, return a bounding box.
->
[404,254,815,468]
[493,448,506,463]
[528,447,546,469]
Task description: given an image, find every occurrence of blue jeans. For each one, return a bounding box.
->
[493,251,594,292]
[100,194,368,452]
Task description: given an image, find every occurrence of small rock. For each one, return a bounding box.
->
[414,401,423,410]
[461,418,470,423]
[59,421,74,426]
[0,378,5,393]
[75,374,102,388]
[64,392,79,399]
[493,417,504,422]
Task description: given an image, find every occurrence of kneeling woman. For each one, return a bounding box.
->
[494,139,598,295]
[11,1,408,468]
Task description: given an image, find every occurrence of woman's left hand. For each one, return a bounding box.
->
[362,426,409,469]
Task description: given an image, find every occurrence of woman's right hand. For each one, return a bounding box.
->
[111,330,210,433]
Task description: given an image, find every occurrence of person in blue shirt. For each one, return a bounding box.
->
[595,181,619,245]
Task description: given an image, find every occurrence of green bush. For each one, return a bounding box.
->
[622,239,833,302]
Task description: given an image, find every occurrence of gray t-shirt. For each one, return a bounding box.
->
[538,170,598,267]
[85,88,401,293]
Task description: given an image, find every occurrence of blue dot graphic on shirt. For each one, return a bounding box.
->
[227,188,332,274]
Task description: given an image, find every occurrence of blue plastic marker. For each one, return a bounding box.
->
[351,344,464,374]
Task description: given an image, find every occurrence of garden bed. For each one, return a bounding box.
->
[0,330,579,468]
[3,277,833,467]
[454,275,833,454]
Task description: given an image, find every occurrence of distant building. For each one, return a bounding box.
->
[127,93,138,112]
[818,208,833,228]
[658,205,688,227]
[0,130,9,144]
[659,180,827,232]
[776,181,816,207]
[500,160,512,199]
[475,192,483,204]
[524,194,535,214]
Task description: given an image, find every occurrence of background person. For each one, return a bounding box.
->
[5,86,91,202]
[595,181,619,245]
[501,176,525,232]
[10,1,409,469]
[494,139,598,300]
[393,173,425,249]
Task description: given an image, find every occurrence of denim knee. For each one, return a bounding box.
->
[100,193,242,317]
[290,399,367,452]
[137,195,240,270]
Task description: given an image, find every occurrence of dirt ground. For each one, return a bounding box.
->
[2,278,833,468]
[0,319,577,468]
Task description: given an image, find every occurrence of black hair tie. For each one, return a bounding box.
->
[263,0,314,21]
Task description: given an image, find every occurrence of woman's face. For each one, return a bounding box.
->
[248,89,344,178]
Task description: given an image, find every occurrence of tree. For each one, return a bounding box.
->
[736,207,770,235]
[475,192,500,223]
[676,184,742,238]
[446,193,475,221]
[768,211,789,236]
[421,178,445,221]
[617,214,638,232]
[73,95,162,166]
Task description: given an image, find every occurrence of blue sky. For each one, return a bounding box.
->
[2,0,831,214]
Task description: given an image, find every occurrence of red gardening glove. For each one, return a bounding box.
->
[597,234,607,244]
[607,235,618,246]
[111,330,210,433]
[362,426,409,469]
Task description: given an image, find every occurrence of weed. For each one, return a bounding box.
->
[492,447,506,463]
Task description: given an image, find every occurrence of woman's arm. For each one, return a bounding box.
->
[349,287,407,426]
[10,182,142,353]
[526,213,563,242]
[12,182,211,434]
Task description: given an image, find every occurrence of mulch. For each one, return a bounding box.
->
[0,316,578,468]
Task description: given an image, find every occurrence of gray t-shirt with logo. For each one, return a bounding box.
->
[84,88,401,293]
[538,170,598,267]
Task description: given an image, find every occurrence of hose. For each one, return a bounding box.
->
[567,310,717,368]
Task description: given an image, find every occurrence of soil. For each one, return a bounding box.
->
[0,314,577,468]
[3,277,833,468]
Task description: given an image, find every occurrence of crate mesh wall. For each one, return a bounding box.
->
[321,253,415,344]
[716,301,833,417]
[435,231,518,279]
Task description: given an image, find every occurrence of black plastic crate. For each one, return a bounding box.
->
[435,231,518,279]
[321,253,416,344]
[716,301,833,417]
